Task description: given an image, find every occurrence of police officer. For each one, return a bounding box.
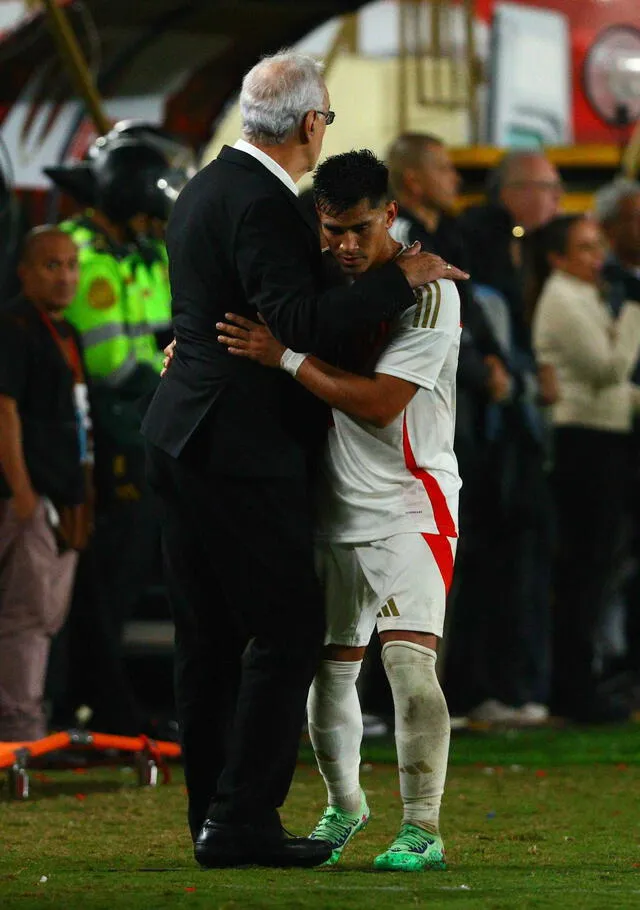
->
[86,121,196,350]
[44,137,177,734]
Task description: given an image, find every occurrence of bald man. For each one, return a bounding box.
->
[445,153,561,725]
[387,133,512,463]
[0,227,91,742]
[459,151,562,341]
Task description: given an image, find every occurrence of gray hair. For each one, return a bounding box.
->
[240,50,325,146]
[594,178,640,224]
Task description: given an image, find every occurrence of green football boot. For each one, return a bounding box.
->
[309,791,370,866]
[373,823,446,871]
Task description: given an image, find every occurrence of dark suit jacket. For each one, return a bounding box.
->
[393,206,506,476]
[457,202,531,355]
[142,145,414,477]
[395,206,504,386]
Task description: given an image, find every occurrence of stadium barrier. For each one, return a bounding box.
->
[0,730,181,799]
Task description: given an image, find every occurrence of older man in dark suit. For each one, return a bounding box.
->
[143,49,466,869]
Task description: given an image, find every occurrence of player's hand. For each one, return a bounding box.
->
[217,313,286,368]
[161,339,176,377]
[396,250,469,288]
[484,355,512,403]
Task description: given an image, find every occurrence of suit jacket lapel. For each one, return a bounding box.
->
[218,145,319,242]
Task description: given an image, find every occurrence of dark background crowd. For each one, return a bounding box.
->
[1,127,639,747]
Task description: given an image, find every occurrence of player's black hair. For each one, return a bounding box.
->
[522,213,584,323]
[313,149,391,216]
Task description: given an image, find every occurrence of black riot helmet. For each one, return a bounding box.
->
[89,120,198,181]
[43,159,97,209]
[92,138,179,223]
[45,121,195,215]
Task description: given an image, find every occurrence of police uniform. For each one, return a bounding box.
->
[60,214,163,383]
[44,138,176,733]
[136,235,173,351]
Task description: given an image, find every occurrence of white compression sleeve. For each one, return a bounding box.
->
[307,659,363,813]
[382,641,450,834]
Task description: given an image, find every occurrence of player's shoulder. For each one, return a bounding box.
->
[388,215,415,247]
[403,279,460,332]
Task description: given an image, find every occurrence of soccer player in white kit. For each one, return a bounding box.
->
[216,150,461,871]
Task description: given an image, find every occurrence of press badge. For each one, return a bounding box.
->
[73,383,93,465]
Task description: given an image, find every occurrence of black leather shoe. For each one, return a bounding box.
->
[571,693,631,725]
[194,819,333,868]
[553,692,631,725]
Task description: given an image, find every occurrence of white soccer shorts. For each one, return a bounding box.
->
[315,533,457,647]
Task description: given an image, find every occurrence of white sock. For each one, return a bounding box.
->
[307,659,363,814]
[382,641,450,835]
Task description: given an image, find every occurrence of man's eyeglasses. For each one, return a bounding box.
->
[507,179,563,193]
[315,109,336,125]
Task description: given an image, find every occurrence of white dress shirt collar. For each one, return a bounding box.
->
[233,138,299,197]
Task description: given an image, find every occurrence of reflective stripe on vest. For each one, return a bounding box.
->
[60,218,162,379]
[122,254,163,373]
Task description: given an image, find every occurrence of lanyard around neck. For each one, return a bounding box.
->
[38,307,83,382]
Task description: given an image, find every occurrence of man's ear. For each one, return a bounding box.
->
[386,200,399,228]
[300,110,316,145]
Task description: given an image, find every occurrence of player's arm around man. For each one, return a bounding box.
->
[218,312,418,426]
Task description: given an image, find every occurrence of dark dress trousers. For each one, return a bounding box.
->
[142,146,414,837]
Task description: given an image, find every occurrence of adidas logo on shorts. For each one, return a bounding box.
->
[377,597,400,618]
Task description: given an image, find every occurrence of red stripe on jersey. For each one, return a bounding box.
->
[402,413,457,538]
[422,533,455,594]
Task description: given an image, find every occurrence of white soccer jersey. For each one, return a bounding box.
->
[315,278,462,543]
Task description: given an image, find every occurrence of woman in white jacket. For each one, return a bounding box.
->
[529,214,640,722]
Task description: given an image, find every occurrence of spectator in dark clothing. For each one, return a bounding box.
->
[458,150,562,429]
[596,179,640,288]
[529,214,639,723]
[0,227,91,742]
[596,179,640,694]
[386,134,512,482]
[459,151,562,357]
[386,134,520,717]
[445,152,562,724]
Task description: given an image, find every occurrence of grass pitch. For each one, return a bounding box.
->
[1,726,640,910]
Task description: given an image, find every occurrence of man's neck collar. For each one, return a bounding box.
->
[30,298,66,321]
[236,137,305,186]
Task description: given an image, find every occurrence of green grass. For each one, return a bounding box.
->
[2,728,640,909]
